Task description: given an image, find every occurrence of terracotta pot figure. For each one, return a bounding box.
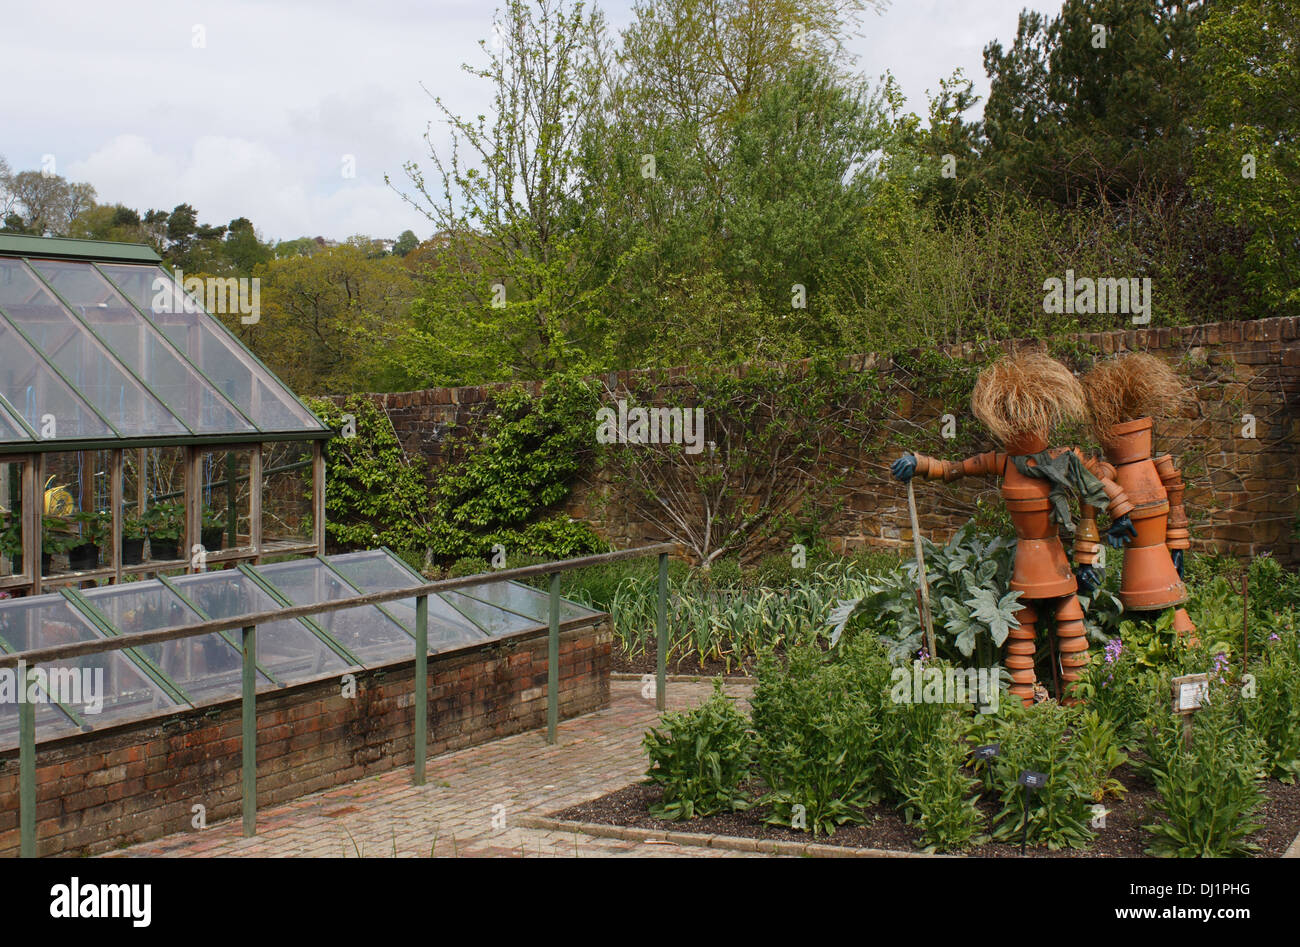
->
[892,352,1136,706]
[1081,353,1196,638]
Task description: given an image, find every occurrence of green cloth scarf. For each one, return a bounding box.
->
[1009,449,1109,534]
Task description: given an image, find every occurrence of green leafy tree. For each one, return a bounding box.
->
[392,0,611,385]
[1192,0,1300,314]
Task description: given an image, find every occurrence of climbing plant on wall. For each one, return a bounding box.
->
[428,371,606,561]
[305,395,434,553]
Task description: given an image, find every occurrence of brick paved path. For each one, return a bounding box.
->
[113,679,763,858]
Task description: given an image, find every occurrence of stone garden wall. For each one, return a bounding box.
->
[335,317,1300,565]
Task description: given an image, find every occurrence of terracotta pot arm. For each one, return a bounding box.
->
[912,451,1003,483]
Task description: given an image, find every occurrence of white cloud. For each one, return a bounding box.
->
[5,0,1065,241]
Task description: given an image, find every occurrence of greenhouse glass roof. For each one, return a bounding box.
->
[0,234,328,451]
[0,548,604,749]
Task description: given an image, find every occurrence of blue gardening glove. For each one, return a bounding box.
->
[1106,514,1137,548]
[1075,564,1101,593]
[891,454,918,483]
[1171,548,1184,580]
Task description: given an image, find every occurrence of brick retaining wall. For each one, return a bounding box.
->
[332,317,1300,564]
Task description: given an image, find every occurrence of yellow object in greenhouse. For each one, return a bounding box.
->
[43,477,75,516]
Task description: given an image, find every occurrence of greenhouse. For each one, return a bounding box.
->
[0,233,330,594]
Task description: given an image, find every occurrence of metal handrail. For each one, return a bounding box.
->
[6,542,675,857]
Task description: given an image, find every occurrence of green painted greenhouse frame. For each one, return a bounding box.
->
[0,233,332,595]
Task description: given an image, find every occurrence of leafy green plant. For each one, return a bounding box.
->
[750,640,887,835]
[429,373,600,560]
[642,680,753,821]
[1141,682,1265,857]
[902,712,987,852]
[144,501,184,542]
[41,516,79,556]
[827,522,1020,666]
[1241,630,1300,782]
[306,395,434,553]
[71,510,110,548]
[984,701,1100,850]
[122,513,147,541]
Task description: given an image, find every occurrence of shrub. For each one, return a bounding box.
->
[1242,629,1300,782]
[1141,681,1265,857]
[750,641,887,835]
[902,712,987,852]
[642,681,753,820]
[984,701,1101,850]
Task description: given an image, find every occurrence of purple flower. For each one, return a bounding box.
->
[1104,638,1123,665]
[917,647,930,663]
[1269,633,1280,642]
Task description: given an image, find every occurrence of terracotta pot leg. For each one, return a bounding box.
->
[1056,595,1089,704]
[1006,602,1039,708]
[1173,607,1198,646]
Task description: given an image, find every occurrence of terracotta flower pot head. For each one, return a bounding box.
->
[971,351,1087,452]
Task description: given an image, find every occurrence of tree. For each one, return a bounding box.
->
[392,230,419,256]
[392,0,611,386]
[230,241,416,394]
[1192,0,1300,314]
[0,168,97,235]
[980,0,1207,205]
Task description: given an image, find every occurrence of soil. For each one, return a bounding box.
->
[553,765,1300,857]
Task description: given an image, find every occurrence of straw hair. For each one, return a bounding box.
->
[1082,353,1185,441]
[970,352,1088,444]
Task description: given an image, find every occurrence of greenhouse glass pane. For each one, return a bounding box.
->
[30,260,256,436]
[0,315,113,439]
[251,558,415,664]
[0,593,178,728]
[81,581,271,703]
[0,260,185,437]
[0,670,82,750]
[460,580,598,624]
[0,395,32,441]
[440,591,541,637]
[97,264,325,433]
[168,571,351,683]
[325,550,487,650]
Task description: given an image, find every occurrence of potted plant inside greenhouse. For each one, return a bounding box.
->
[69,510,109,571]
[1,514,22,574]
[145,501,184,561]
[201,507,227,553]
[41,515,79,574]
[123,512,147,565]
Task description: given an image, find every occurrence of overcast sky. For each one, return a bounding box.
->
[3,0,1061,244]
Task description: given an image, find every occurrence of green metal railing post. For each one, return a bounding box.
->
[547,573,560,744]
[414,594,428,786]
[19,664,36,858]
[656,552,668,712]
[241,625,257,837]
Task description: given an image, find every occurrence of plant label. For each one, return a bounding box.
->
[1018,770,1047,791]
[1172,673,1209,713]
[974,743,1000,761]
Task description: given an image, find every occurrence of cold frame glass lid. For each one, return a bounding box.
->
[250,557,416,665]
[324,550,487,650]
[80,581,273,703]
[168,570,351,683]
[0,592,178,729]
